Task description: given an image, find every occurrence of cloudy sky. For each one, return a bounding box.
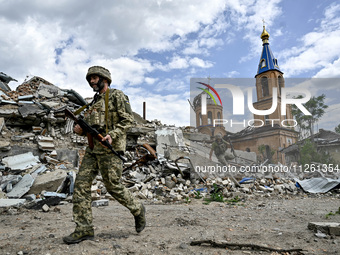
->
[1,0,340,131]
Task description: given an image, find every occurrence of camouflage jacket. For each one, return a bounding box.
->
[212,140,229,156]
[83,89,134,154]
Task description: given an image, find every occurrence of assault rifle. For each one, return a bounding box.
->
[64,108,127,162]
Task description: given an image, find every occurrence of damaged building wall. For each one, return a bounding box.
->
[1,74,339,211]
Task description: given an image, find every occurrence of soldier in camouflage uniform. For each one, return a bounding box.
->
[209,134,235,166]
[63,66,146,244]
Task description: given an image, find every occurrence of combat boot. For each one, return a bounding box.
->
[63,229,94,244]
[134,204,146,233]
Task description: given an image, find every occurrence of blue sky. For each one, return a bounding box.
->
[1,0,340,130]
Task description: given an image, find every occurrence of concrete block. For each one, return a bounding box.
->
[0,199,26,208]
[308,222,340,236]
[42,204,50,212]
[91,199,109,207]
[7,174,35,198]
[29,170,67,194]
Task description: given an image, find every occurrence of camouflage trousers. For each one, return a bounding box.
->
[216,149,235,166]
[72,151,142,232]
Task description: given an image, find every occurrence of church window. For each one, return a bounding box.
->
[199,113,202,126]
[261,77,269,97]
[208,111,212,125]
[265,115,270,125]
[260,59,266,68]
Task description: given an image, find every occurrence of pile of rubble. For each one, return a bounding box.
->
[1,74,339,211]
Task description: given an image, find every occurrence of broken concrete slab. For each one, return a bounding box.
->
[155,127,185,156]
[18,104,45,118]
[308,222,340,236]
[0,198,26,208]
[0,80,11,92]
[183,132,210,142]
[11,133,35,141]
[0,107,19,118]
[2,152,40,171]
[6,174,35,198]
[36,83,63,98]
[29,169,67,195]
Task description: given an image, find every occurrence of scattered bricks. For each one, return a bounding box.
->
[45,156,59,165]
[165,176,176,189]
[91,199,109,207]
[50,150,58,158]
[42,204,50,212]
[91,192,101,200]
[37,136,55,151]
[222,180,229,185]
[32,126,43,133]
[177,178,186,185]
[41,128,47,136]
[274,184,285,194]
[148,165,157,174]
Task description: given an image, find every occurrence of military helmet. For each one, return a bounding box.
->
[86,66,112,85]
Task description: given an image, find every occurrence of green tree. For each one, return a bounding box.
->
[299,139,335,165]
[335,124,340,134]
[291,94,328,141]
[299,139,318,165]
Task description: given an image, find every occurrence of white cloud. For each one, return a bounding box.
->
[314,58,340,78]
[129,91,191,127]
[167,56,189,69]
[225,70,240,77]
[317,102,340,131]
[189,57,214,68]
[280,3,340,77]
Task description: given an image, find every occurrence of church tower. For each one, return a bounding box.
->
[193,78,226,137]
[230,25,298,164]
[253,26,294,127]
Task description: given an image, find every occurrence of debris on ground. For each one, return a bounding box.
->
[1,75,340,212]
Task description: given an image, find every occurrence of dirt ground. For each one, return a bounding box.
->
[0,194,339,255]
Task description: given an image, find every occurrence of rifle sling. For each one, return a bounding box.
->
[105,88,109,134]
